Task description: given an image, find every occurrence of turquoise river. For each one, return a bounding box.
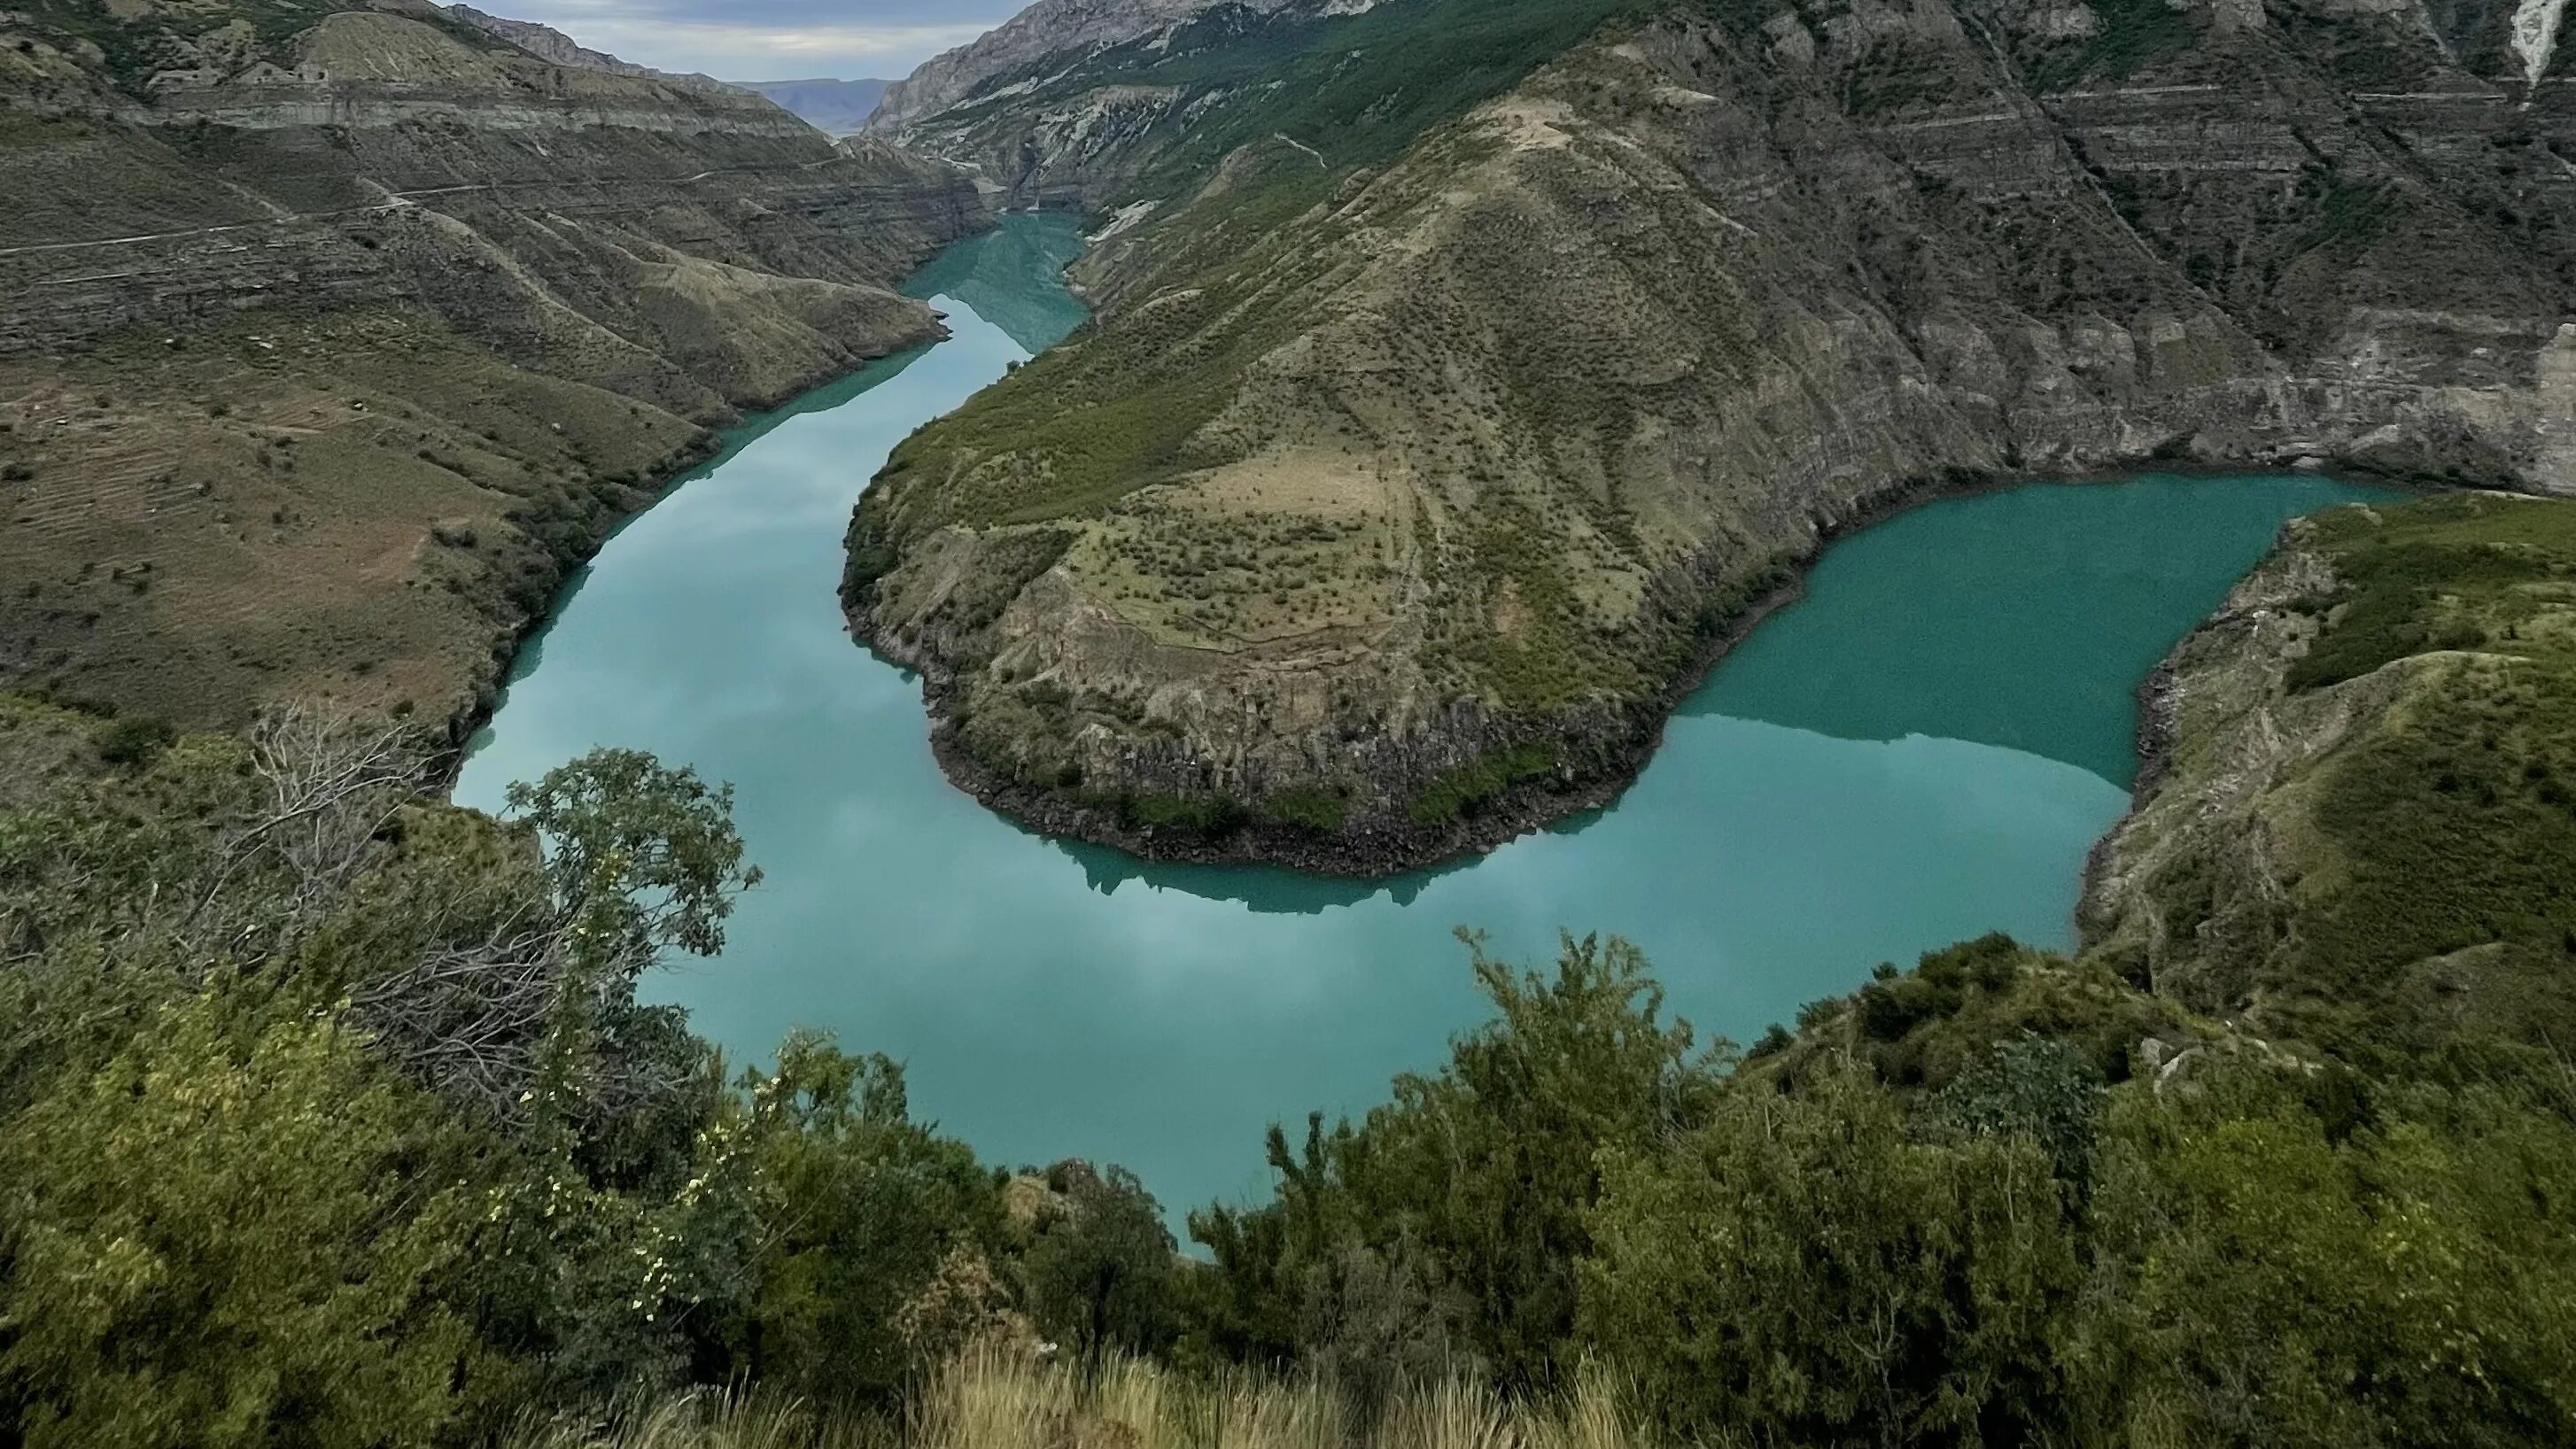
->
[459,213,2386,1218]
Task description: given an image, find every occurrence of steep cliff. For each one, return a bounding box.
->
[0,2,993,730]
[442,4,668,76]
[865,0,1581,209]
[850,0,2576,872]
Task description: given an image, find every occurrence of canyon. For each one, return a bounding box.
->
[855,0,2576,873]
[0,1,989,728]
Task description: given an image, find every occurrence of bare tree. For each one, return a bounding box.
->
[182,702,427,965]
[352,901,563,1120]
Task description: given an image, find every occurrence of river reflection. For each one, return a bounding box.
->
[460,212,2388,1219]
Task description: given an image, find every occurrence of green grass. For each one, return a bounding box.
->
[2281,495,2576,990]
[2287,493,2576,691]
[1408,742,1558,825]
[1110,791,1247,833]
[1261,788,1350,833]
[2099,493,2576,1065]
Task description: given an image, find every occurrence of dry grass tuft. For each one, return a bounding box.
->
[508,1352,1657,1449]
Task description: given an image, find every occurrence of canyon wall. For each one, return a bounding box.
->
[849,0,2576,872]
[0,4,993,728]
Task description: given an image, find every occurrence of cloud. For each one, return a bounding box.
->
[497,0,1020,80]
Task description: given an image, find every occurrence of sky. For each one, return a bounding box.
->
[500,0,1023,81]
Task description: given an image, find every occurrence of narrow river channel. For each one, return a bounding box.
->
[458,212,2386,1218]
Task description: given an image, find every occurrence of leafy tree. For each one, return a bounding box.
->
[505,748,761,969]
[1580,1055,2084,1446]
[0,996,503,1449]
[1189,931,1726,1390]
[1027,1164,1180,1367]
[500,749,761,1189]
[721,1030,1005,1406]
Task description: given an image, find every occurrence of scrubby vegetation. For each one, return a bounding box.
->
[14,486,2576,1446]
[1407,743,1560,825]
[2087,494,2576,1073]
[0,693,1192,1445]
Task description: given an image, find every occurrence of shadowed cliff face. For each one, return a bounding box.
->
[849,0,2576,874]
[0,4,993,730]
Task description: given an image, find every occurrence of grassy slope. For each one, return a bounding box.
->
[0,306,702,728]
[0,4,975,732]
[2083,492,2576,1069]
[850,0,2575,860]
[957,0,1656,184]
[863,0,1657,539]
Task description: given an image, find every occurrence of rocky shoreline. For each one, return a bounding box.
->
[855,460,2411,879]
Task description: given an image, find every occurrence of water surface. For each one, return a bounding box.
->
[459,213,2384,1216]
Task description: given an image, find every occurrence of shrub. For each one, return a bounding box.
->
[0,998,499,1449]
[1262,787,1349,833]
[1582,1058,2083,1445]
[93,714,175,766]
[1025,1165,1180,1365]
[1407,743,1556,825]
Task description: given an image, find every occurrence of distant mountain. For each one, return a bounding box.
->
[733,77,894,134]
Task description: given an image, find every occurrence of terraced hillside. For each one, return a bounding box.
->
[851,0,2576,872]
[0,1,992,731]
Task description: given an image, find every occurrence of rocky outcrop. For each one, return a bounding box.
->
[442,4,671,77]
[845,0,2576,874]
[1,11,990,387]
[0,4,994,728]
[865,0,1411,206]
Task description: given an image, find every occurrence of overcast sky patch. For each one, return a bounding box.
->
[499,0,1019,80]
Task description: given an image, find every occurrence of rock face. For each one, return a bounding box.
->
[442,4,669,77]
[0,3,992,728]
[847,0,2576,873]
[871,0,1231,132]
[869,0,1380,140]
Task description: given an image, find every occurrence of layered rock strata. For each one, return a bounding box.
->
[0,4,991,728]
[848,0,2576,873]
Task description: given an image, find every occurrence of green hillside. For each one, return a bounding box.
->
[850,0,2576,872]
[10,495,2576,1445]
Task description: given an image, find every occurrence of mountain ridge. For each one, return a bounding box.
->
[850,0,2576,874]
[0,2,992,732]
